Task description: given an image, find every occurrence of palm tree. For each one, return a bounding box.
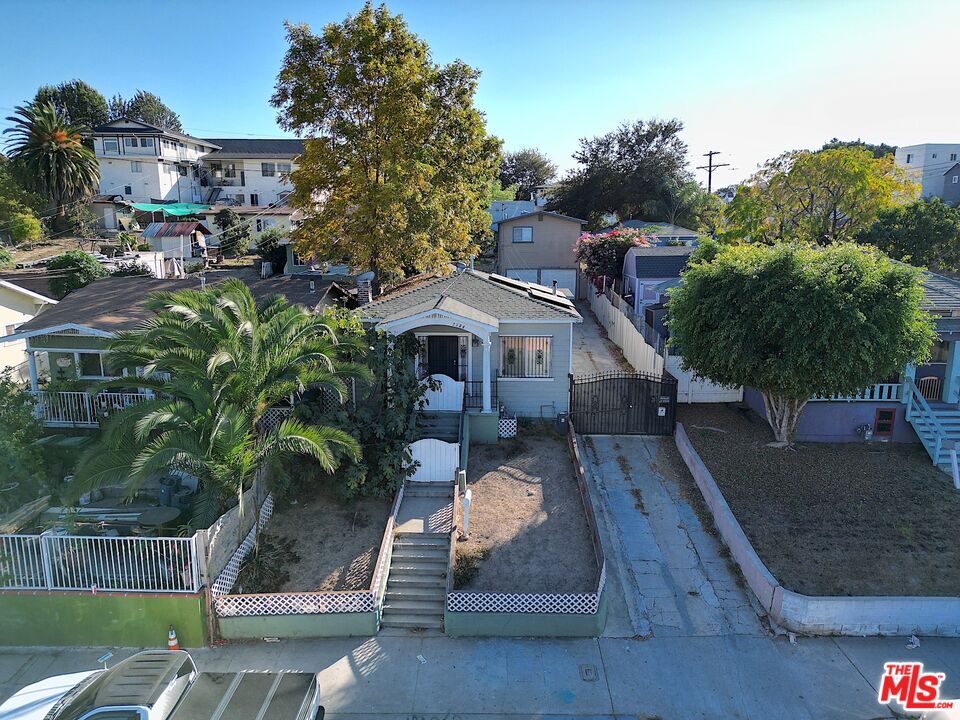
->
[73,279,368,529]
[3,101,100,229]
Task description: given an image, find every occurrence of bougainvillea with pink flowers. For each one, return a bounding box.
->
[575,227,654,279]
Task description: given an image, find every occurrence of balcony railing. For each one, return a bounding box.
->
[809,382,902,402]
[35,390,152,427]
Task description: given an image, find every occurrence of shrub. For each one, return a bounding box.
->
[576,227,652,278]
[0,246,12,270]
[256,226,288,273]
[110,260,152,277]
[47,250,107,298]
[7,211,42,244]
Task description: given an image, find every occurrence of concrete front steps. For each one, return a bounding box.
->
[381,532,450,630]
[419,412,460,442]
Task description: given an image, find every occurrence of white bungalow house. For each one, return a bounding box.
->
[0,276,57,382]
[359,269,582,441]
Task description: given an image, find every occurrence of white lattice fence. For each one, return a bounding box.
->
[210,494,275,597]
[448,562,606,615]
[257,407,293,432]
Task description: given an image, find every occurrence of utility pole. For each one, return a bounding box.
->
[697,150,730,193]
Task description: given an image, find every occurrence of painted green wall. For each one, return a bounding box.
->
[0,591,207,647]
[218,612,378,639]
[445,588,607,637]
[468,411,498,443]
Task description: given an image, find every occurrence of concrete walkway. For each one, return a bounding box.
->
[582,434,764,637]
[572,301,627,374]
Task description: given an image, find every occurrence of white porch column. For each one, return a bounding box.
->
[482,339,492,412]
[26,350,39,393]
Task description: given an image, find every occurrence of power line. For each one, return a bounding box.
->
[697,150,730,194]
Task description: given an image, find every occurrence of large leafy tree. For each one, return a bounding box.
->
[668,241,934,444]
[109,90,182,132]
[548,119,688,229]
[72,279,366,528]
[271,3,502,288]
[723,148,917,245]
[34,80,108,130]
[821,137,896,159]
[3,102,100,228]
[499,148,556,200]
[858,198,960,271]
[213,207,252,256]
[0,374,50,514]
[644,176,722,232]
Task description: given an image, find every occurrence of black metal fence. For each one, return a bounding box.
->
[569,371,678,435]
[464,380,498,410]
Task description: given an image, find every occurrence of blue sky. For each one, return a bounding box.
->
[2,0,958,187]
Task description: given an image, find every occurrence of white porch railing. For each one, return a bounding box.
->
[421,374,464,412]
[809,383,902,402]
[0,533,201,593]
[35,390,151,427]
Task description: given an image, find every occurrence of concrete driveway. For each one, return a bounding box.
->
[572,301,627,374]
[582,434,764,638]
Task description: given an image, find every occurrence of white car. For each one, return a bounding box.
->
[0,650,323,720]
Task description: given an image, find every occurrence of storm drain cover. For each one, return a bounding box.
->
[579,664,598,682]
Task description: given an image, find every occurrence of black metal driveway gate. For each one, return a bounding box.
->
[569,371,677,435]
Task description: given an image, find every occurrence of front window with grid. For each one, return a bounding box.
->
[512,226,533,243]
[500,336,552,378]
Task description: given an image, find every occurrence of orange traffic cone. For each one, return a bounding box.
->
[167,625,180,651]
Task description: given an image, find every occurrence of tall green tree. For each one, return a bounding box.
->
[72,280,366,528]
[3,102,100,228]
[272,3,502,287]
[548,119,688,229]
[644,176,722,232]
[723,148,917,245]
[34,80,108,130]
[668,241,934,444]
[858,198,960,271]
[213,207,253,256]
[821,137,896,159]
[109,90,182,132]
[500,148,556,200]
[0,374,50,514]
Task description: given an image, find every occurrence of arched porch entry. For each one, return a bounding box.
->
[376,304,498,413]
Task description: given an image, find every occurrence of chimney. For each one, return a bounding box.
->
[309,280,316,294]
[357,279,372,305]
[552,280,558,296]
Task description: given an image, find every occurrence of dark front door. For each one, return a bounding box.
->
[427,336,459,378]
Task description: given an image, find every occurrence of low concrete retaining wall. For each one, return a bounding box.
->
[675,423,960,636]
[218,611,378,639]
[0,590,207,647]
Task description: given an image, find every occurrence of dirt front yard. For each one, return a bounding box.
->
[678,404,960,597]
[456,430,598,593]
[267,484,391,592]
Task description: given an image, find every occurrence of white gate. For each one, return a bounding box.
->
[408,438,459,483]
[665,355,743,403]
[422,374,464,412]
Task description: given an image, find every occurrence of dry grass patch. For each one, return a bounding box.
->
[678,403,960,597]
[266,483,391,592]
[456,432,598,593]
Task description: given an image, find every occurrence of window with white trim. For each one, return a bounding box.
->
[139,138,154,148]
[512,226,533,243]
[130,161,142,173]
[103,138,119,153]
[78,353,106,378]
[500,336,552,378]
[953,176,959,184]
[262,162,276,177]
[123,137,138,148]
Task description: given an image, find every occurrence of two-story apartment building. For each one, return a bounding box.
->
[496,210,586,298]
[92,119,221,206]
[894,143,960,200]
[198,138,304,208]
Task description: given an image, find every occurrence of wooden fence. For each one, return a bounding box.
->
[588,289,664,376]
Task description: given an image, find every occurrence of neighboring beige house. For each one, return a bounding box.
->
[496,210,586,298]
[0,278,57,382]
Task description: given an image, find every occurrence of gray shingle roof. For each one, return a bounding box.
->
[497,210,586,225]
[202,138,304,158]
[633,246,695,279]
[360,271,581,323]
[922,271,960,312]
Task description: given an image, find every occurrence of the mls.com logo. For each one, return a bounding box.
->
[878,662,955,711]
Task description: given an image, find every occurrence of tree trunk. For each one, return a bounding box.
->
[760,391,808,446]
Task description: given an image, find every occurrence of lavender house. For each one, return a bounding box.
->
[742,270,960,471]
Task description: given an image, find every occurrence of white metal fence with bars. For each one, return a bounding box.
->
[35,390,151,427]
[0,532,201,593]
[447,562,606,615]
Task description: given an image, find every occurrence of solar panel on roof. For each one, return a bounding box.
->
[528,288,575,309]
[488,273,530,291]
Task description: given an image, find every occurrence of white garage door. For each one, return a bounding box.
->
[538,269,577,295]
[506,269,539,283]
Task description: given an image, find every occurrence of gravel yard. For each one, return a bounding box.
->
[267,484,391,592]
[678,403,960,597]
[456,431,598,593]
